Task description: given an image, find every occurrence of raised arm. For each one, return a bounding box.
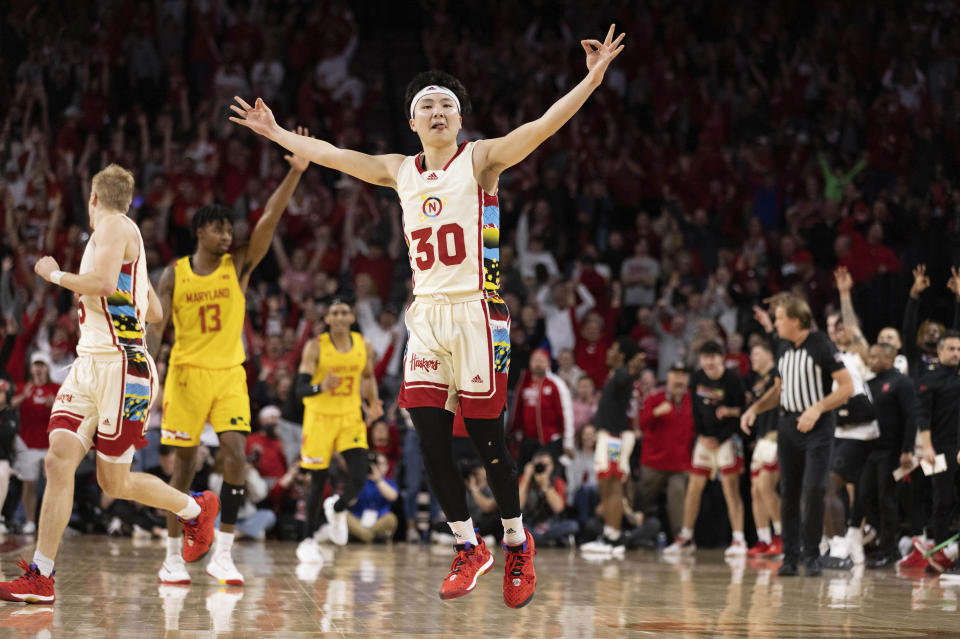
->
[472,25,625,187]
[835,266,869,359]
[903,265,929,361]
[230,98,405,189]
[235,129,310,290]
[146,264,175,358]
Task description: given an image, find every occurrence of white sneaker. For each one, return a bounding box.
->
[159,554,191,585]
[206,588,243,634]
[828,535,849,558]
[297,538,326,564]
[724,540,747,556]
[848,542,865,565]
[158,584,190,631]
[314,524,332,544]
[22,521,36,536]
[581,538,625,557]
[323,496,348,546]
[206,550,244,586]
[663,537,696,556]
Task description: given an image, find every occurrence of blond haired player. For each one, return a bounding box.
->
[231,24,625,607]
[295,299,382,563]
[146,140,309,585]
[0,165,219,604]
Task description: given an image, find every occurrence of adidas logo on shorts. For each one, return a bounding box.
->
[472,375,483,384]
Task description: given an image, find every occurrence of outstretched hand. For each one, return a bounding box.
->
[229,97,278,138]
[285,126,312,172]
[948,266,960,300]
[582,24,626,82]
[834,266,853,295]
[910,264,930,298]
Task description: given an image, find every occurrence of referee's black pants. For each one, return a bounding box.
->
[778,412,835,562]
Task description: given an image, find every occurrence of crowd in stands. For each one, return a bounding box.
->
[1,0,959,566]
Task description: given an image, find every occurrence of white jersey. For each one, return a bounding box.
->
[396,141,500,297]
[834,351,880,440]
[75,216,151,359]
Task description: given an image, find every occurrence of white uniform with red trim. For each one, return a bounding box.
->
[50,215,158,462]
[396,141,511,419]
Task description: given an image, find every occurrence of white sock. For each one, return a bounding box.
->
[33,551,54,577]
[732,531,745,543]
[447,519,479,547]
[216,531,235,553]
[603,525,622,541]
[757,527,772,544]
[176,497,201,521]
[166,536,181,559]
[680,527,693,540]
[502,516,525,546]
[772,521,782,536]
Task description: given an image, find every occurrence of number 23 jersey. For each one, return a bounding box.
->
[396,141,500,297]
[168,254,246,369]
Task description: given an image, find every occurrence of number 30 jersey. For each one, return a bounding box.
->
[168,254,246,369]
[396,141,500,297]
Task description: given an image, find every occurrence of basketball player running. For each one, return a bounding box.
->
[146,141,310,586]
[0,165,219,604]
[231,24,625,607]
[295,300,382,563]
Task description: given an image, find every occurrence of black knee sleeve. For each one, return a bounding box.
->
[464,414,520,519]
[338,448,370,510]
[220,481,246,527]
[409,407,470,522]
[307,469,329,535]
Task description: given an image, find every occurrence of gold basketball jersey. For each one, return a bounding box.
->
[303,332,366,415]
[168,254,246,369]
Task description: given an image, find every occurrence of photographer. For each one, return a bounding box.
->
[519,450,579,547]
[346,452,399,543]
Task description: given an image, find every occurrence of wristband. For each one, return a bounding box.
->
[50,270,65,285]
[312,384,323,395]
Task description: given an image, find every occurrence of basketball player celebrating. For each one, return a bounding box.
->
[295,300,382,562]
[146,142,310,586]
[0,165,219,604]
[231,24,625,607]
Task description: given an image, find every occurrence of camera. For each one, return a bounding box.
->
[534,462,547,474]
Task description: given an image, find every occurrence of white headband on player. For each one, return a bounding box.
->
[409,85,461,120]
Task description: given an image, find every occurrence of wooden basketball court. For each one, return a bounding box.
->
[0,535,952,637]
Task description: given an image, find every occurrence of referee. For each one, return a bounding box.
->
[742,295,853,577]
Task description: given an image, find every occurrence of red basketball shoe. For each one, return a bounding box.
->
[180,491,220,563]
[927,549,955,574]
[747,541,770,557]
[438,538,494,600]
[502,528,537,609]
[0,558,55,604]
[899,538,930,569]
[766,536,783,556]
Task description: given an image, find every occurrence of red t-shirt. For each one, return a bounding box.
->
[17,382,59,449]
[246,432,287,480]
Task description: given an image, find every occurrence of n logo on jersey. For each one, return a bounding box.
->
[420,195,445,221]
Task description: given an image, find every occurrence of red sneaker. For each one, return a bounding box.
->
[438,538,494,600]
[180,491,220,563]
[927,549,955,574]
[747,541,770,557]
[0,558,55,604]
[899,539,930,569]
[502,528,537,609]
[766,536,783,556]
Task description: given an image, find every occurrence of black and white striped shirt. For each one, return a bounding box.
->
[775,331,845,413]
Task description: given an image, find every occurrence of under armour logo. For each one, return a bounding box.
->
[231,488,243,495]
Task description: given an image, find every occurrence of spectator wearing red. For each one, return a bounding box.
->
[636,362,695,537]
[575,282,622,388]
[724,333,750,378]
[508,349,574,468]
[246,406,288,487]
[15,352,59,534]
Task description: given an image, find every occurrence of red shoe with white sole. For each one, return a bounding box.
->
[0,558,55,604]
[180,491,220,563]
[439,537,494,600]
[502,528,537,609]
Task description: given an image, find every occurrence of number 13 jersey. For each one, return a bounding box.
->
[168,254,246,369]
[397,141,500,297]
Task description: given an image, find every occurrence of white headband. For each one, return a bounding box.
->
[409,85,461,120]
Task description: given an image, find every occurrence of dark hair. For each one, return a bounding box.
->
[192,204,233,239]
[404,70,472,118]
[699,341,724,356]
[938,329,960,348]
[327,297,354,309]
[617,336,639,362]
[872,342,897,358]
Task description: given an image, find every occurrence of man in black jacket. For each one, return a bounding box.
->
[863,344,918,568]
[915,330,960,573]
